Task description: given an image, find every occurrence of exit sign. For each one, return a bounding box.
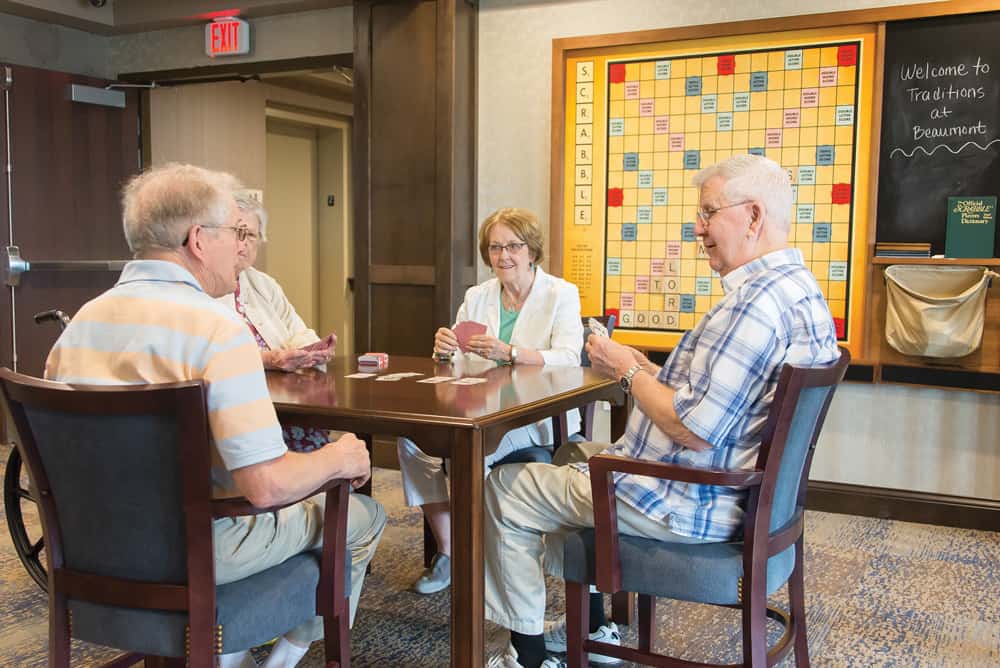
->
[205,18,251,57]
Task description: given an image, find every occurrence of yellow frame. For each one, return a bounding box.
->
[558,26,876,356]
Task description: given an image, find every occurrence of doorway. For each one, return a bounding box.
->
[264,107,354,356]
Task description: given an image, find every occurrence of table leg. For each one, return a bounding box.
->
[449,428,484,667]
[608,401,636,626]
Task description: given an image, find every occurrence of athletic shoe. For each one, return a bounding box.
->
[543,617,622,664]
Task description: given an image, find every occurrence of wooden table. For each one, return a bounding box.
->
[266,354,626,668]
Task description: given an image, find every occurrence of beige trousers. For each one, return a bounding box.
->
[213,492,386,644]
[484,442,707,635]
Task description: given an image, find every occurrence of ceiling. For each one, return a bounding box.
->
[0,0,351,35]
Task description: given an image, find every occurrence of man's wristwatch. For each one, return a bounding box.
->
[619,363,644,393]
[509,345,518,364]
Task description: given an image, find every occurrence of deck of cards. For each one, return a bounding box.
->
[357,352,389,369]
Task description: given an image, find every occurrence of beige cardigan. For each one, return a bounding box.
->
[218,267,321,351]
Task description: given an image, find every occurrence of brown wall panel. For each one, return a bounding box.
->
[370,0,437,267]
[370,284,436,356]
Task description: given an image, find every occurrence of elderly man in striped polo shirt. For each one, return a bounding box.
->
[484,154,840,668]
[45,164,386,668]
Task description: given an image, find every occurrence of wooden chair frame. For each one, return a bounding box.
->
[0,369,352,668]
[566,349,850,668]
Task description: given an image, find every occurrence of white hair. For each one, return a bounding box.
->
[233,191,268,242]
[122,163,242,254]
[692,154,793,230]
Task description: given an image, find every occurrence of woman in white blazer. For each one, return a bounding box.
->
[219,193,337,452]
[398,208,583,594]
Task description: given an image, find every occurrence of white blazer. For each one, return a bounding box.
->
[453,266,584,444]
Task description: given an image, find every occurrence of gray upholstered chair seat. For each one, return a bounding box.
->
[70,548,350,657]
[563,530,794,606]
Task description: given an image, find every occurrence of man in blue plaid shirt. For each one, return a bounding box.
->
[485,154,840,668]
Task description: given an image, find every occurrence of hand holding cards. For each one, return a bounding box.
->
[300,332,337,354]
[453,321,488,353]
[587,317,609,338]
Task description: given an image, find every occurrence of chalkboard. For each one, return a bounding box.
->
[877,12,1000,256]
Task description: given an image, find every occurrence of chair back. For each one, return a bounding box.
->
[750,347,850,540]
[0,369,213,588]
[580,314,617,367]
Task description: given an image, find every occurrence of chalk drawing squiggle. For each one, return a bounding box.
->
[890,138,1000,158]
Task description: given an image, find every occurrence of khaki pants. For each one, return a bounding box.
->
[484,442,707,635]
[213,492,386,644]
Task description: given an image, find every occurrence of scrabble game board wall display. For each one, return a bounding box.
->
[559,26,876,356]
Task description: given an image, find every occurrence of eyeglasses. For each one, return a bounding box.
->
[695,200,751,226]
[488,241,528,255]
[200,225,253,242]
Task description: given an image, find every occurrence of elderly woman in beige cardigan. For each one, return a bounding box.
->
[218,192,337,451]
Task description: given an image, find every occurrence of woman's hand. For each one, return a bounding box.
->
[585,335,639,380]
[434,327,459,356]
[263,348,330,372]
[468,334,511,362]
[299,333,337,364]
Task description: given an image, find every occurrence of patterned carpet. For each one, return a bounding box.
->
[1,443,997,666]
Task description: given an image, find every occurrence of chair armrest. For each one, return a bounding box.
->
[586,454,762,594]
[588,453,763,487]
[211,478,352,518]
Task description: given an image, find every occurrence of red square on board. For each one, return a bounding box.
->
[605,308,620,324]
[837,45,857,67]
[607,187,624,207]
[717,55,735,75]
[831,183,852,204]
[833,318,846,339]
[609,63,626,84]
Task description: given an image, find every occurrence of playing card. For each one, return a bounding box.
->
[587,317,609,338]
[345,372,376,379]
[451,377,487,385]
[453,321,488,352]
[417,376,455,384]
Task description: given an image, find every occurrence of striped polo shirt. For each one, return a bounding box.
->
[45,260,287,496]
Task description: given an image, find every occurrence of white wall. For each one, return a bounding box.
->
[478,0,1000,501]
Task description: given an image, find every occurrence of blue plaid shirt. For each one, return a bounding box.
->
[583,248,839,540]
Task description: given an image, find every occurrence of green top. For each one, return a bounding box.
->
[498,301,520,345]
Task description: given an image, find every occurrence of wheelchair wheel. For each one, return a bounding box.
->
[4,446,47,590]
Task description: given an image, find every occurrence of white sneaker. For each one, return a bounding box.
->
[543,618,622,665]
[486,642,567,668]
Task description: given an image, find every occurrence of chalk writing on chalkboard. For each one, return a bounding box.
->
[888,56,996,158]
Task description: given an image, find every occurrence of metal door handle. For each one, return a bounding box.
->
[4,245,127,287]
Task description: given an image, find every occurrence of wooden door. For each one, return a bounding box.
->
[353,0,477,356]
[0,64,140,377]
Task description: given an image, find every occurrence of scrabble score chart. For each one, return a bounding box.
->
[559,26,876,356]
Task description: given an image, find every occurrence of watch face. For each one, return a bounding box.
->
[619,376,630,393]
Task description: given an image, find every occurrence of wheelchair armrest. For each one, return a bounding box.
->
[586,454,762,594]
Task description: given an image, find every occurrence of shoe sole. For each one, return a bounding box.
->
[412,580,451,595]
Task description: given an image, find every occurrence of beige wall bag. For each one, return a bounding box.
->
[884,265,998,358]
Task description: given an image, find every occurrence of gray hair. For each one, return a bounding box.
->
[692,154,792,230]
[233,190,268,242]
[121,163,242,255]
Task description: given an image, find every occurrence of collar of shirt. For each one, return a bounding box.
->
[116,260,205,293]
[719,247,805,294]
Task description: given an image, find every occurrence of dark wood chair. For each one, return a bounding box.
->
[560,348,850,667]
[0,369,353,668]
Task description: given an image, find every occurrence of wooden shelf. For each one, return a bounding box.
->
[871,256,1000,265]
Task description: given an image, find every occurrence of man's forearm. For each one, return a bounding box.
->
[231,445,364,508]
[629,371,711,451]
